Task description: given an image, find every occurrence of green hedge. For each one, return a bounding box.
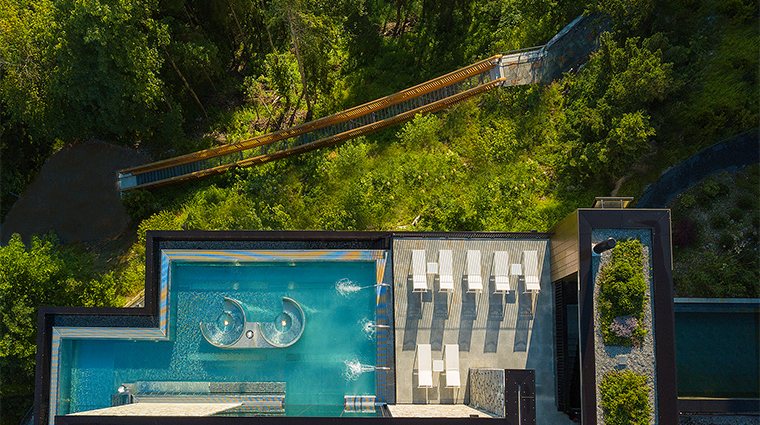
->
[600,370,651,425]
[598,239,648,346]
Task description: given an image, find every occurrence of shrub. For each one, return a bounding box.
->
[675,250,760,298]
[611,239,644,271]
[600,262,647,318]
[600,370,651,425]
[701,180,722,198]
[729,207,744,222]
[680,193,696,209]
[737,194,756,210]
[719,233,734,250]
[120,189,159,222]
[609,316,639,338]
[710,214,729,230]
[598,239,648,345]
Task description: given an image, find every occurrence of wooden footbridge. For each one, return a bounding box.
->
[118,15,603,191]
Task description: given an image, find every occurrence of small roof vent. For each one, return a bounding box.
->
[591,197,634,209]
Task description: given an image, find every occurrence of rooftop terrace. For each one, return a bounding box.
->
[391,237,574,423]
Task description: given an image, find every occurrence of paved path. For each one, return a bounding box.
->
[1,141,148,245]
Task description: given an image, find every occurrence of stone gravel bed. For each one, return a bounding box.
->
[592,229,657,425]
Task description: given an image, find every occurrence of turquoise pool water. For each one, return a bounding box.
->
[57,260,380,416]
[675,307,760,398]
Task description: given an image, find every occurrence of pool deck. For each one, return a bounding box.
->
[69,403,241,416]
[388,404,496,417]
[392,237,574,423]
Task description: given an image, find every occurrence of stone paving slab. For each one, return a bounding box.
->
[388,404,496,418]
[69,403,241,416]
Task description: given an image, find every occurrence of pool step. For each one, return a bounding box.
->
[344,395,377,412]
[131,394,285,412]
[122,381,285,395]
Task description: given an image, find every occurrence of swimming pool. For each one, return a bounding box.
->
[54,250,389,418]
[674,301,759,399]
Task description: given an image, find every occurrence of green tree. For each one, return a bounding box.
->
[0,233,118,421]
[551,33,674,183]
[263,0,339,122]
[47,0,183,144]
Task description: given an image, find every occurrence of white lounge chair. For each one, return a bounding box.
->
[444,344,461,388]
[493,251,510,294]
[523,250,540,293]
[467,250,483,293]
[417,344,433,388]
[412,250,427,292]
[438,250,454,292]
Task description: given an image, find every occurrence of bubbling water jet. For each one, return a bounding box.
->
[335,278,376,297]
[344,359,376,381]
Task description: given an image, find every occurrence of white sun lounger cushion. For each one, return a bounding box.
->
[444,344,461,388]
[523,250,540,292]
[438,250,454,292]
[412,250,427,292]
[467,250,483,292]
[493,251,510,293]
[417,344,433,388]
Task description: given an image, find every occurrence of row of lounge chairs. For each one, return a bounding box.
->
[417,343,460,388]
[412,249,540,294]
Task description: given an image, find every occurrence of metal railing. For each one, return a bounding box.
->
[119,56,504,191]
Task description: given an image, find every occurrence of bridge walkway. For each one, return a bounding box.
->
[118,14,602,191]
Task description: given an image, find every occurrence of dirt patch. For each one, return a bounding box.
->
[1,141,149,245]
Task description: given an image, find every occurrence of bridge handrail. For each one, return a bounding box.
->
[121,77,505,190]
[499,45,545,56]
[119,54,503,176]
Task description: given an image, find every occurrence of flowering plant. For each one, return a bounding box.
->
[609,316,638,339]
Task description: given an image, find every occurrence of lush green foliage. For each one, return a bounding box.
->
[600,370,651,425]
[671,165,760,298]
[118,185,265,294]
[597,239,648,346]
[0,233,120,409]
[0,1,756,422]
[541,32,674,184]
